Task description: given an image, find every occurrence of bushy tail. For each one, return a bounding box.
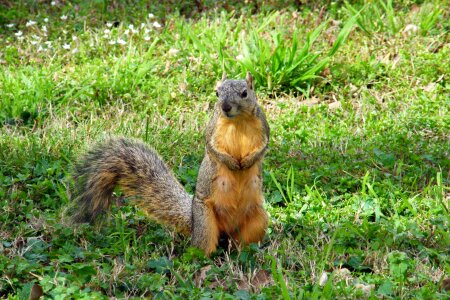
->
[71,138,192,235]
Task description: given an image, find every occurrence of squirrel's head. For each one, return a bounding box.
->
[215,72,257,119]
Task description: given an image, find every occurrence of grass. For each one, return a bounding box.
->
[1,0,449,299]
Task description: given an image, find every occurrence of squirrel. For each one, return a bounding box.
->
[71,72,270,255]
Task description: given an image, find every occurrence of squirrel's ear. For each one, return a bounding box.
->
[246,72,254,90]
[216,72,227,90]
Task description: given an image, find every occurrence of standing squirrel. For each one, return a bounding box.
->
[71,72,270,255]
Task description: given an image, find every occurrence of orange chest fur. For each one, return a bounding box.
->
[213,114,264,161]
[208,115,265,233]
[209,164,263,233]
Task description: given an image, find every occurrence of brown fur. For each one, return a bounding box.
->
[190,73,270,255]
[70,138,193,234]
[71,73,269,256]
[199,111,268,254]
[214,113,264,161]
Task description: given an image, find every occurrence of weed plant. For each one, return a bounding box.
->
[0,0,449,299]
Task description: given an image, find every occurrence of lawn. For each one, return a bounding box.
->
[0,0,449,299]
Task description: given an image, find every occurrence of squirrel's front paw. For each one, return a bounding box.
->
[239,156,253,169]
[227,157,241,171]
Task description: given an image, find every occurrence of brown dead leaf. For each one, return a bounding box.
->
[411,4,420,13]
[194,265,211,287]
[162,61,171,75]
[251,270,273,290]
[237,278,250,291]
[442,278,450,291]
[320,67,331,77]
[29,284,43,300]
[179,82,188,94]
[328,101,342,110]
[209,278,229,290]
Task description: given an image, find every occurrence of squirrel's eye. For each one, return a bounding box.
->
[215,91,219,97]
[241,90,247,98]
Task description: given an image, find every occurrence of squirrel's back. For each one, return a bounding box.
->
[71,138,192,234]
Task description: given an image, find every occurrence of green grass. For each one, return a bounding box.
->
[1,0,449,299]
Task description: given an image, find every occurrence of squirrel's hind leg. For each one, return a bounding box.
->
[191,198,219,256]
[234,204,268,245]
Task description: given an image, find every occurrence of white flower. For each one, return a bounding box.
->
[26,20,37,27]
[106,22,113,28]
[42,25,47,32]
[144,28,151,34]
[108,40,116,45]
[124,29,130,35]
[236,54,244,60]
[61,15,68,20]
[89,43,94,47]
[168,48,179,56]
[152,21,161,28]
[117,38,126,45]
[51,1,56,6]
[72,35,77,41]
[403,24,418,35]
[72,48,78,54]
[104,29,110,34]
[128,24,134,29]
[148,13,155,19]
[131,29,138,34]
[6,23,15,28]
[31,40,38,45]
[140,23,145,29]
[32,34,39,39]
[45,41,52,45]
[102,34,109,38]
[144,36,150,41]
[44,18,49,23]
[15,31,23,37]
[63,43,70,49]
[38,45,43,52]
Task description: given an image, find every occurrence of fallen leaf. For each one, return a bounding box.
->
[209,278,229,290]
[162,61,171,74]
[321,67,331,77]
[442,278,450,291]
[237,278,250,291]
[179,82,188,94]
[29,284,43,300]
[194,265,211,287]
[319,271,328,286]
[251,270,273,290]
[328,101,342,110]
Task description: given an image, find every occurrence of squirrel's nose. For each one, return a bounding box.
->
[222,102,232,113]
